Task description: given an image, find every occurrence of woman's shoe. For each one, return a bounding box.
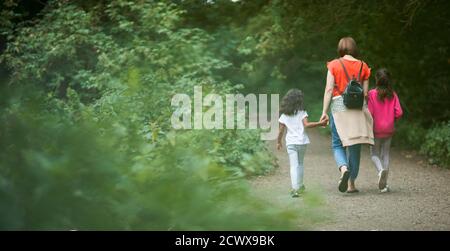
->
[338,170,350,193]
[346,189,359,193]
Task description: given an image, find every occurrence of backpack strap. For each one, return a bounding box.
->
[338,58,351,82]
[358,61,364,82]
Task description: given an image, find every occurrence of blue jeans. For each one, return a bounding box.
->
[330,114,361,181]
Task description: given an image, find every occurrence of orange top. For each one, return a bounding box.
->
[327,58,371,97]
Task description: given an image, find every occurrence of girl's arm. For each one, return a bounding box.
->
[394,93,403,120]
[320,70,334,122]
[303,117,327,128]
[277,123,286,150]
[367,92,374,116]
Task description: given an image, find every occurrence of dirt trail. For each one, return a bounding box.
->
[250,129,450,230]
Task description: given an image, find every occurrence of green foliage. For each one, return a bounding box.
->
[0,0,303,230]
[0,101,296,230]
[393,120,427,149]
[391,120,449,169]
[421,121,450,168]
[0,0,19,36]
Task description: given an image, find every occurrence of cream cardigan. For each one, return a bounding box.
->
[331,96,374,147]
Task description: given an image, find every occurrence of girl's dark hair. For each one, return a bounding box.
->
[280,89,304,116]
[376,68,394,101]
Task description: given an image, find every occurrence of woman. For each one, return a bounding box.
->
[320,37,374,193]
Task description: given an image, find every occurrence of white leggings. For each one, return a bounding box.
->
[370,137,392,173]
[286,144,307,190]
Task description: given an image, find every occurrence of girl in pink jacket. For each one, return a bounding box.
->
[368,68,403,193]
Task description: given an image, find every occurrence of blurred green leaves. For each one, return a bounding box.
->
[0,104,297,230]
[0,0,305,230]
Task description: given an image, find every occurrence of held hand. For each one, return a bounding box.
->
[320,113,329,127]
[319,119,328,126]
[319,116,328,123]
[320,113,329,123]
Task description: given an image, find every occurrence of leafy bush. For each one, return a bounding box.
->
[0,102,296,230]
[0,0,306,230]
[421,121,450,168]
[392,120,427,149]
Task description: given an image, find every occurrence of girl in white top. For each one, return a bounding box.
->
[277,89,328,197]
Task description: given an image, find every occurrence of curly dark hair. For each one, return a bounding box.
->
[280,89,305,116]
[376,68,394,101]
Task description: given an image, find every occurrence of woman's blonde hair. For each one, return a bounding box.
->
[337,37,358,57]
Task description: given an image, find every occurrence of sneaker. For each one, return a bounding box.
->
[378,170,388,190]
[380,185,390,193]
[290,189,300,198]
[290,185,306,198]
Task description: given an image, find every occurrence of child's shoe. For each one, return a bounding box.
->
[380,185,390,193]
[378,170,388,190]
[290,185,306,198]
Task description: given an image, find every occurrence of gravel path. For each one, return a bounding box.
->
[250,129,450,230]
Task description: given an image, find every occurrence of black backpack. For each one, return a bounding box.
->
[338,59,364,109]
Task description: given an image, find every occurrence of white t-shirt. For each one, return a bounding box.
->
[278,110,310,145]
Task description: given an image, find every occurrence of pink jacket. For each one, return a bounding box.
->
[368,89,403,138]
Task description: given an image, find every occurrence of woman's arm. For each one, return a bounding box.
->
[303,117,327,128]
[277,123,286,150]
[320,70,334,122]
[363,79,369,101]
